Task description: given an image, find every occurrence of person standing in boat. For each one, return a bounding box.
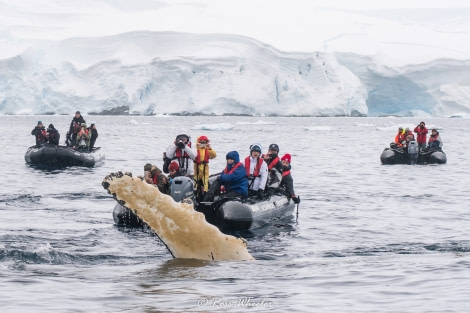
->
[46,124,60,145]
[68,111,86,147]
[88,123,99,151]
[263,143,283,190]
[193,135,217,199]
[279,154,300,204]
[414,121,428,151]
[31,121,47,146]
[245,143,268,200]
[165,134,196,178]
[427,129,443,150]
[75,123,90,149]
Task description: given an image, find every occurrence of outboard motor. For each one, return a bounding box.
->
[407,140,419,164]
[170,176,194,202]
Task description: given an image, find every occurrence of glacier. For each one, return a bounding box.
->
[0,31,469,117]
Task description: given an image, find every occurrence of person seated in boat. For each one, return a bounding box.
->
[167,161,183,185]
[88,123,99,151]
[165,134,196,178]
[203,151,248,201]
[391,127,405,148]
[245,143,268,200]
[69,111,86,147]
[279,154,300,204]
[427,129,443,150]
[263,143,283,191]
[46,124,60,145]
[414,121,428,151]
[193,135,217,200]
[403,127,414,140]
[75,123,90,150]
[31,121,47,146]
[219,151,248,198]
[144,163,169,194]
[399,135,415,152]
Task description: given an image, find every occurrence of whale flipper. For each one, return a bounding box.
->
[102,171,254,261]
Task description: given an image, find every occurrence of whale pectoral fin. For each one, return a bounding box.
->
[102,171,254,261]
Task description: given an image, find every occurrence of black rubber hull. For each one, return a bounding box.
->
[380,148,447,165]
[25,144,105,168]
[213,195,295,232]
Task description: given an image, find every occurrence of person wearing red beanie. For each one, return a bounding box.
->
[280,154,300,204]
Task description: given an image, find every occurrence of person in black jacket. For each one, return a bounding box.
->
[46,124,60,145]
[88,123,98,151]
[31,121,47,146]
[263,143,283,189]
[279,154,300,204]
[68,111,86,147]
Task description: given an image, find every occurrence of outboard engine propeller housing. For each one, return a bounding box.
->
[407,141,419,164]
[170,176,194,202]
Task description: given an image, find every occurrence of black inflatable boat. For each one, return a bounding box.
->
[380,141,446,165]
[25,144,105,168]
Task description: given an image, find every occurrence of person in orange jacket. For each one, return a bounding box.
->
[394,127,406,147]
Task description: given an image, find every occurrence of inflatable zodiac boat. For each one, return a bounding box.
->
[112,176,296,232]
[25,144,105,168]
[380,141,446,165]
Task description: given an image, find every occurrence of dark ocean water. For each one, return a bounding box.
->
[1,115,469,313]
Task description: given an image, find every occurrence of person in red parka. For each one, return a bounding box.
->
[414,121,428,151]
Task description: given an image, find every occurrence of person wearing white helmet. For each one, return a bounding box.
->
[244,143,268,200]
[165,134,196,177]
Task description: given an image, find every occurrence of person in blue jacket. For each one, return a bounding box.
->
[219,151,249,198]
[203,151,248,202]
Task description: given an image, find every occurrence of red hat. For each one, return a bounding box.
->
[281,153,291,163]
[198,135,209,142]
[168,162,179,171]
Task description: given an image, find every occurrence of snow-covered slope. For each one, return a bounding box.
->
[0,31,469,116]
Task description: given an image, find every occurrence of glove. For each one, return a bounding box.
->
[292,196,300,204]
[257,189,264,200]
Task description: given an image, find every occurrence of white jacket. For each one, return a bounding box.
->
[246,156,268,191]
[166,144,196,176]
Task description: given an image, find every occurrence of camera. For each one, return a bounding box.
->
[176,140,185,149]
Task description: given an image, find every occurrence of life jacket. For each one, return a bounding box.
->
[36,129,47,143]
[174,143,192,173]
[267,156,280,170]
[195,148,210,165]
[245,156,263,177]
[282,169,291,177]
[395,133,405,145]
[224,162,243,175]
[174,142,192,158]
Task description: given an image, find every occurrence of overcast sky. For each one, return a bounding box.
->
[1,0,470,65]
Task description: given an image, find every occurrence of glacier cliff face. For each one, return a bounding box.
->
[0,31,468,116]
